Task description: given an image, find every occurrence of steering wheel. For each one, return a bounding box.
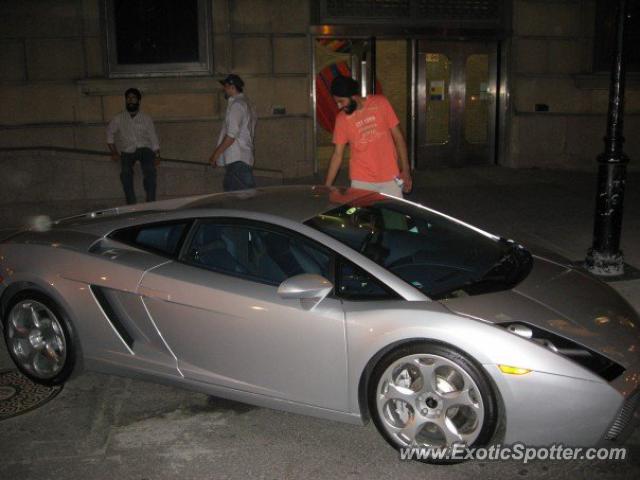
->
[361,228,386,252]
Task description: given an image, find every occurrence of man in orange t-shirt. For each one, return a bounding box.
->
[324,75,412,197]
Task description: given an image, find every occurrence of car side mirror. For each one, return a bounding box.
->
[277,273,333,310]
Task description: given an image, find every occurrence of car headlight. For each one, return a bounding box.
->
[500,322,625,382]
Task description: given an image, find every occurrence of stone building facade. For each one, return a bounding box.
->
[0,0,312,175]
[0,0,638,224]
[508,0,640,169]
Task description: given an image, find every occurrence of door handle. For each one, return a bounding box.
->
[138,286,172,301]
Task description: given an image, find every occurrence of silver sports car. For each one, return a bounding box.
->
[1,186,638,460]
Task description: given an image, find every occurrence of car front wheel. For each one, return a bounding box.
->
[368,342,498,462]
[3,291,76,386]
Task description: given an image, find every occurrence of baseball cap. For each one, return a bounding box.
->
[219,74,245,89]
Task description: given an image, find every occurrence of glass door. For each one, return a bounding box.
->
[416,41,497,168]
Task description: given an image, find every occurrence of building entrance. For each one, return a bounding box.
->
[416,40,498,168]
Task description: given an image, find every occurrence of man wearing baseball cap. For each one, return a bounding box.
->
[209,74,258,191]
[324,75,412,197]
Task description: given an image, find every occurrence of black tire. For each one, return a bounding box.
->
[3,290,77,386]
[368,342,498,464]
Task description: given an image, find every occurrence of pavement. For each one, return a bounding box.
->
[1,165,639,479]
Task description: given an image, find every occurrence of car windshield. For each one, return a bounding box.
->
[305,193,532,299]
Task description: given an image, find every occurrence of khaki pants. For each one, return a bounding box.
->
[351,179,403,198]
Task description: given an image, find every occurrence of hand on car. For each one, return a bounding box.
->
[400,170,413,193]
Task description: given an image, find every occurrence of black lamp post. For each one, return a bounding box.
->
[585,0,630,276]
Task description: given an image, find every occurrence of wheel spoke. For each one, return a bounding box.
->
[416,360,438,393]
[32,351,50,375]
[457,388,481,410]
[44,341,61,363]
[13,328,29,338]
[416,357,451,394]
[377,379,418,412]
[30,305,41,328]
[440,387,477,410]
[44,324,65,349]
[442,417,465,446]
[25,349,39,372]
[399,416,430,445]
[9,315,29,337]
[11,337,33,360]
[51,320,63,336]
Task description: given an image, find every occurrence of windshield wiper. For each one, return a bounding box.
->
[433,241,533,299]
[480,241,532,285]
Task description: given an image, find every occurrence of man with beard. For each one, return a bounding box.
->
[106,88,160,204]
[324,75,412,197]
[209,74,257,191]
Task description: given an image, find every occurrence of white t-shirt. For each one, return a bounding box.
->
[217,93,257,166]
[106,111,159,153]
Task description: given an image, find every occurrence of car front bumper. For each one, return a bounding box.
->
[485,364,629,447]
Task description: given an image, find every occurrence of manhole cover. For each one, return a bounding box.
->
[0,370,62,421]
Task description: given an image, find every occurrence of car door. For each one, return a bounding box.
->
[62,220,193,376]
[138,219,349,411]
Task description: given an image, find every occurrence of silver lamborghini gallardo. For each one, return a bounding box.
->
[1,186,638,461]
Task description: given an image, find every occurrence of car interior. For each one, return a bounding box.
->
[186,223,330,285]
[306,201,519,298]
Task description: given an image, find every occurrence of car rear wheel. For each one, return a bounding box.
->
[3,291,76,386]
[368,342,498,463]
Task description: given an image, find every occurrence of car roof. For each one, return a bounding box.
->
[182,185,375,222]
[53,185,382,233]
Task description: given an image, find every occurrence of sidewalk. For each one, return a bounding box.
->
[1,165,639,480]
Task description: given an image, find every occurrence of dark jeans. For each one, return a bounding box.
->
[223,161,256,192]
[120,148,157,204]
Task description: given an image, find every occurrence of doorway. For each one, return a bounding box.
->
[416,40,498,168]
[313,38,379,173]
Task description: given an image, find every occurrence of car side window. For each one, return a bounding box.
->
[110,221,189,256]
[336,258,399,300]
[184,221,332,286]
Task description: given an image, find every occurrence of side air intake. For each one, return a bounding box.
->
[90,285,135,349]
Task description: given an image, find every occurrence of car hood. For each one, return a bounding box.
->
[442,255,640,369]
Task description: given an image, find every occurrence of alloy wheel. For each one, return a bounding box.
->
[6,300,68,380]
[375,353,485,448]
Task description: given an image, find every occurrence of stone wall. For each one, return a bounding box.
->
[508,0,640,169]
[0,0,313,179]
[2,0,639,184]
